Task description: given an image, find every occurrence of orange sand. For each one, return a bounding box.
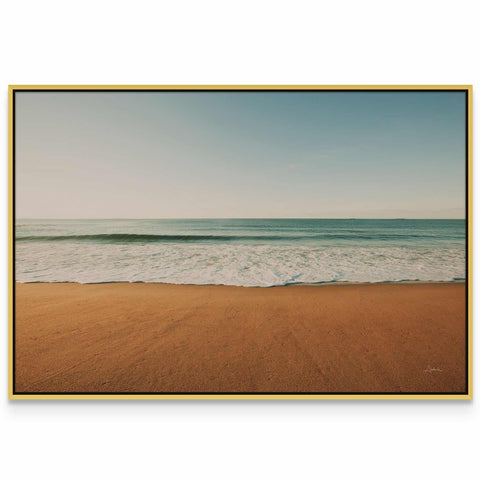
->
[14,282,466,393]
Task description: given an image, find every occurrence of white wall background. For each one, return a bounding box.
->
[1,1,478,478]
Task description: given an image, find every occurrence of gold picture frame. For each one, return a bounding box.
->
[8,85,473,400]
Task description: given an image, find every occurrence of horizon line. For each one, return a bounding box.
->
[16,217,466,221]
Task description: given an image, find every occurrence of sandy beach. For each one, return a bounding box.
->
[14,282,466,394]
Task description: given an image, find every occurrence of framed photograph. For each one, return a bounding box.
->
[8,85,472,399]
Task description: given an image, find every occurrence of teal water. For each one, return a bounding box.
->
[16,219,465,246]
[15,219,466,286]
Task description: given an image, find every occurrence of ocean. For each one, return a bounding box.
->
[15,219,466,287]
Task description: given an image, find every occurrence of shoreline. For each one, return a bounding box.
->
[14,282,466,393]
[15,279,466,288]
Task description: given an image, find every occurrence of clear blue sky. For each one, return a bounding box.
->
[16,91,466,218]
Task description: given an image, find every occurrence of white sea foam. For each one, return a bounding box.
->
[15,242,466,287]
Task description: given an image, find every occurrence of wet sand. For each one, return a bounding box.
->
[14,282,466,393]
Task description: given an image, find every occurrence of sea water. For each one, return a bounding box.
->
[15,219,466,287]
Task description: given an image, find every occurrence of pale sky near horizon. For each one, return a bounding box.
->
[15,91,466,219]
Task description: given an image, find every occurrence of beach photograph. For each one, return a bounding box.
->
[11,88,469,396]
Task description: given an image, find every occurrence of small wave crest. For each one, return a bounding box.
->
[15,232,456,243]
[16,233,290,243]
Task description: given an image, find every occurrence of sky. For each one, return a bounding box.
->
[15,90,466,219]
